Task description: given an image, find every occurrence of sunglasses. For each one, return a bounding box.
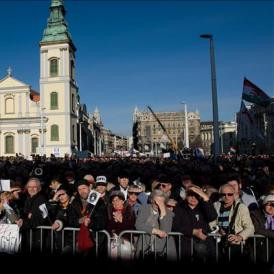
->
[265,203,274,207]
[220,193,234,197]
[128,192,138,195]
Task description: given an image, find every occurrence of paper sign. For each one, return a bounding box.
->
[52,147,60,157]
[163,153,170,158]
[0,180,11,192]
[0,224,21,254]
[87,190,100,206]
[39,203,48,219]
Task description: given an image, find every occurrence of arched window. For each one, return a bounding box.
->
[50,92,58,110]
[5,135,14,154]
[51,125,59,141]
[50,58,58,77]
[5,98,14,114]
[70,60,75,80]
[31,137,39,154]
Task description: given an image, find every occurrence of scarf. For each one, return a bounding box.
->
[265,214,274,230]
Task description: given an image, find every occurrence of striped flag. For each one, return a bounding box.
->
[242,78,271,107]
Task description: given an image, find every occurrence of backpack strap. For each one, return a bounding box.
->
[228,202,241,234]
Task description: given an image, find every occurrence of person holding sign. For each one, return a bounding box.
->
[71,180,108,254]
[20,178,49,252]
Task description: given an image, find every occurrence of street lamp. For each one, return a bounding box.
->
[40,106,46,156]
[181,102,189,148]
[200,34,220,157]
[79,121,83,151]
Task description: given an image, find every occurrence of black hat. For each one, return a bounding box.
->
[109,190,125,201]
[75,179,89,189]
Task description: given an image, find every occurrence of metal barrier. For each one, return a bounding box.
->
[117,230,272,263]
[28,226,111,257]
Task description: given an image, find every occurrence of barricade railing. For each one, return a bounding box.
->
[117,231,271,263]
[28,226,111,257]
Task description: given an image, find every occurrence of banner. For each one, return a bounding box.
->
[0,224,21,254]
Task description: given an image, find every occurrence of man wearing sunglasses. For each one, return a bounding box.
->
[211,184,254,260]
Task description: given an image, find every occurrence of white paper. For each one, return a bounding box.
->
[163,152,170,158]
[87,190,100,206]
[0,180,11,191]
[39,203,48,219]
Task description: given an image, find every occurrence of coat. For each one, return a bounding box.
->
[211,201,255,241]
[135,204,176,260]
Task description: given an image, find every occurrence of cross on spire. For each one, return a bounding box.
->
[7,67,12,76]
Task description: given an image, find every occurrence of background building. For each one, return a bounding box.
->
[133,107,200,155]
[237,99,274,154]
[200,121,236,155]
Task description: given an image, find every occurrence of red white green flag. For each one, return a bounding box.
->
[242,78,271,107]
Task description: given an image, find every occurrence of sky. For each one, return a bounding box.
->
[0,0,273,136]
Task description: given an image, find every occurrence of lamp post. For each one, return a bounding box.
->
[40,106,46,156]
[181,102,189,148]
[79,122,83,151]
[200,34,220,157]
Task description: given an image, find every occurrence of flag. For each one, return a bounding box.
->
[242,78,271,106]
[39,203,48,219]
[240,101,253,124]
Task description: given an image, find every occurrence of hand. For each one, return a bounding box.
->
[154,196,166,217]
[152,228,167,238]
[52,221,60,230]
[227,234,243,243]
[193,228,207,241]
[83,216,91,227]
[113,211,123,223]
[15,219,23,227]
[188,186,209,202]
[28,213,32,219]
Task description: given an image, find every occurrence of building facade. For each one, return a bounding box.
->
[200,121,237,155]
[237,99,274,154]
[0,0,82,158]
[133,107,200,154]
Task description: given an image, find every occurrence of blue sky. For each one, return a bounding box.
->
[0,0,273,136]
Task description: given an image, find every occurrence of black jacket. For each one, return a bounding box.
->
[71,196,108,231]
[22,192,49,229]
[173,200,217,237]
[251,208,274,239]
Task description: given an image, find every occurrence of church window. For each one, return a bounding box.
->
[51,125,59,141]
[31,137,39,154]
[5,98,14,114]
[50,58,58,77]
[50,92,58,110]
[5,135,14,154]
[70,60,75,80]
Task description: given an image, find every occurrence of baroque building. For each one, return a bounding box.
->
[133,107,200,154]
[0,0,81,157]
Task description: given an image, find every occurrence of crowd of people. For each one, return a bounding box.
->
[0,154,273,265]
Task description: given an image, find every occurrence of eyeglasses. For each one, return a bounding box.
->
[220,193,234,197]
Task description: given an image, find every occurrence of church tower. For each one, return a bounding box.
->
[40,0,78,156]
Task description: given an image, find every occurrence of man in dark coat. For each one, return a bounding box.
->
[19,178,49,252]
[173,185,217,261]
[71,179,108,255]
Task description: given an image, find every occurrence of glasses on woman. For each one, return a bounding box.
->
[220,193,234,197]
[265,202,274,208]
[128,192,138,196]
